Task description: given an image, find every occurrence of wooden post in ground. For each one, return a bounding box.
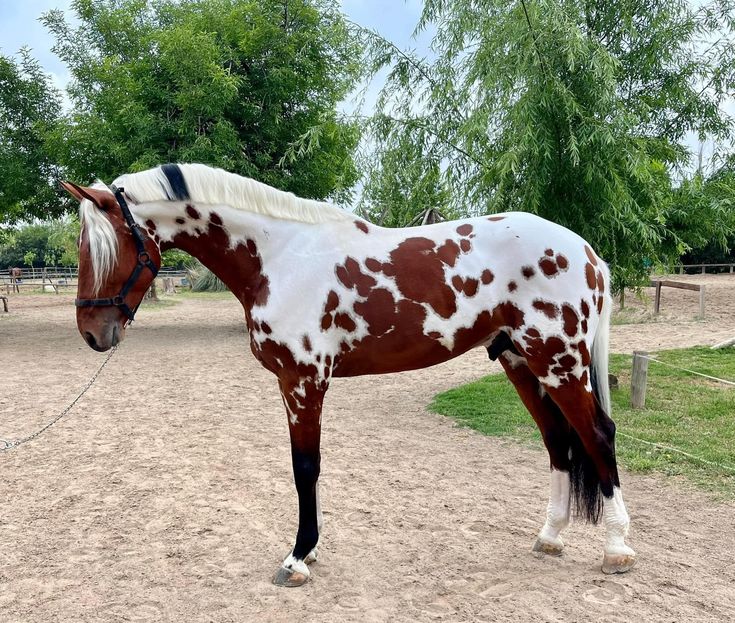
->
[1,295,7,313]
[163,277,175,295]
[653,281,662,315]
[631,351,649,409]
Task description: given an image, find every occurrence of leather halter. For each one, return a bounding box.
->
[75,185,159,322]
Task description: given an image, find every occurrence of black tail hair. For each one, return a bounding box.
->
[568,427,603,523]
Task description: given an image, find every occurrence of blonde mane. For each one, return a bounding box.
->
[81,164,351,293]
[114,163,351,224]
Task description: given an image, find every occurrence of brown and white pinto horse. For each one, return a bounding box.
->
[62,163,635,587]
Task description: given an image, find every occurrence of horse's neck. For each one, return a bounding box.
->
[136,201,319,306]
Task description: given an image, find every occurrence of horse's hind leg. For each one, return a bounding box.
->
[541,376,636,574]
[497,351,573,556]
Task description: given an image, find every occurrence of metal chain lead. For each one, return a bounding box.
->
[0,345,118,452]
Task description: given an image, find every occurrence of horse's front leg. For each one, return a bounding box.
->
[273,376,326,587]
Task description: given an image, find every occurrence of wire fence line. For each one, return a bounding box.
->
[640,354,735,387]
[621,352,735,473]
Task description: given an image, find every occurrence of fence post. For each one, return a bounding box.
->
[631,351,649,409]
[701,265,706,274]
[653,281,662,315]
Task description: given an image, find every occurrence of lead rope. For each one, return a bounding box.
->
[0,345,118,452]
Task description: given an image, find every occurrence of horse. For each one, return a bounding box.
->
[9,267,21,293]
[61,163,636,587]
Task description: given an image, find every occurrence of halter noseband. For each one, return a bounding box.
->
[75,185,159,323]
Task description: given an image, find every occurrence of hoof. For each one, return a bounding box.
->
[273,565,309,587]
[602,553,636,574]
[532,538,564,557]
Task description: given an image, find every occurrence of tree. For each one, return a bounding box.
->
[43,0,362,201]
[0,218,79,269]
[356,0,735,290]
[0,49,64,224]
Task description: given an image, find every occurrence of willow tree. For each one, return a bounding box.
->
[356,0,735,289]
[43,0,362,202]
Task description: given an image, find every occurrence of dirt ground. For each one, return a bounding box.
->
[1,276,734,623]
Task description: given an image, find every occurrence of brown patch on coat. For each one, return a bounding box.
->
[533,299,559,319]
[353,288,396,337]
[145,219,156,231]
[556,254,568,270]
[302,335,312,352]
[437,240,461,267]
[354,221,369,234]
[365,257,382,273]
[175,217,186,225]
[597,294,604,314]
[585,245,598,266]
[561,304,579,337]
[334,312,357,332]
[456,224,473,236]
[185,205,200,220]
[545,248,554,256]
[481,269,494,284]
[578,341,591,366]
[596,270,605,293]
[453,276,479,297]
[521,266,535,279]
[210,212,223,226]
[581,299,590,318]
[165,226,269,307]
[488,216,506,222]
[336,257,377,297]
[383,237,457,319]
[539,257,559,277]
[585,263,597,289]
[508,280,518,292]
[460,239,471,253]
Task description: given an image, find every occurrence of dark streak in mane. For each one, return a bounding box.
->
[161,164,190,201]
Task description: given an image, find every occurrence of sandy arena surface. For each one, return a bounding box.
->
[1,277,734,622]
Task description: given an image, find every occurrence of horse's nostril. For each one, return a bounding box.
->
[84,331,97,349]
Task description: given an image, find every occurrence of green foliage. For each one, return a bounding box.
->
[42,0,362,201]
[356,0,735,290]
[0,49,64,224]
[0,218,80,268]
[674,156,735,265]
[430,347,735,496]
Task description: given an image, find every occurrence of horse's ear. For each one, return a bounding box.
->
[60,181,115,210]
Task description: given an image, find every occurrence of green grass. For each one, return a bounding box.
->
[430,347,735,497]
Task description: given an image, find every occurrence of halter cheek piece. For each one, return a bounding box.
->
[75,185,159,323]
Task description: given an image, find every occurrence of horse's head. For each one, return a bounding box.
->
[61,181,161,351]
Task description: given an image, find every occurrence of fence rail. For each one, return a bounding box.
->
[674,263,735,274]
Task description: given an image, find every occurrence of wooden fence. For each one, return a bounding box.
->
[674,263,735,274]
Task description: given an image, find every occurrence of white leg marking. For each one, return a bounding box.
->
[316,481,324,533]
[281,552,310,577]
[537,468,571,548]
[603,487,635,556]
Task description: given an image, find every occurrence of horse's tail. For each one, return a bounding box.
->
[568,261,612,524]
[591,262,612,417]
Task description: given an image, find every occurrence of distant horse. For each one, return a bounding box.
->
[9,267,21,293]
[62,163,635,587]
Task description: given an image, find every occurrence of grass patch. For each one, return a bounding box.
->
[430,347,735,497]
[170,290,235,301]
